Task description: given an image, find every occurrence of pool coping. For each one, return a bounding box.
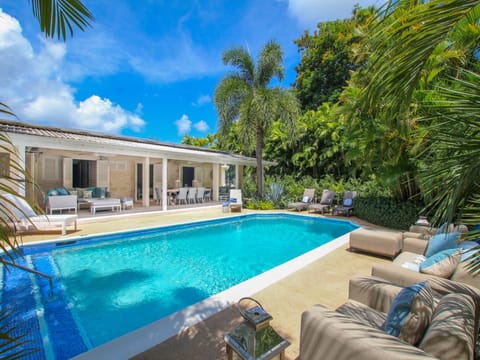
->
[68,213,357,360]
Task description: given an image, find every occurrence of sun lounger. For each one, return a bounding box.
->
[229,189,243,212]
[308,190,335,214]
[288,189,315,211]
[4,194,77,236]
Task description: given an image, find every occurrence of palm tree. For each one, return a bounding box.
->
[0,1,93,356]
[359,0,480,266]
[214,40,299,197]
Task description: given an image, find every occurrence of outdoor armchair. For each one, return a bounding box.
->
[300,292,476,360]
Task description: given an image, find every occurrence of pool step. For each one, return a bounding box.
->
[30,254,90,360]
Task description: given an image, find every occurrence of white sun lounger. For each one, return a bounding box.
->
[4,194,77,236]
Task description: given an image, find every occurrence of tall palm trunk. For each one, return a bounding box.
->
[256,125,263,197]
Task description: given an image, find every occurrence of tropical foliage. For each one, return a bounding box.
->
[293,6,373,111]
[214,40,300,196]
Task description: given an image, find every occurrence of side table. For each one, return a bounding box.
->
[224,322,290,360]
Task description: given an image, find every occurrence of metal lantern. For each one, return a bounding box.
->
[224,297,290,360]
[237,297,273,331]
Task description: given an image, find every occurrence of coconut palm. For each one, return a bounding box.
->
[214,40,299,197]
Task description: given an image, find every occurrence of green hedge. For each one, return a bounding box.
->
[354,196,423,230]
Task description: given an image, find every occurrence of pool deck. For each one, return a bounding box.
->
[18,206,392,360]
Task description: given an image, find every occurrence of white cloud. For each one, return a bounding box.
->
[175,114,192,135]
[192,94,211,107]
[0,9,145,134]
[286,0,378,29]
[194,120,209,132]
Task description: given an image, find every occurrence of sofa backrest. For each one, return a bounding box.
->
[451,263,480,292]
[420,293,476,360]
[47,195,77,209]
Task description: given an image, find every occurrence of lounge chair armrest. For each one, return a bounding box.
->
[349,275,402,313]
[300,305,435,360]
[371,262,437,287]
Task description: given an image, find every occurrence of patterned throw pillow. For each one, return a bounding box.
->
[420,249,461,278]
[383,281,434,345]
[425,232,460,257]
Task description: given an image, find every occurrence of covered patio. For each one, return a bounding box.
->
[0,120,264,213]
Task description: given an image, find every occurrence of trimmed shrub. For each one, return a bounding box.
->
[354,196,423,230]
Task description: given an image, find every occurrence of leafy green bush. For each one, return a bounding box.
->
[244,199,274,210]
[354,196,423,230]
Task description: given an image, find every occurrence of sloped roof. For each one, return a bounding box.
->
[0,120,271,166]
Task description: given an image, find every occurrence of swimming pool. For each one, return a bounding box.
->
[2,213,357,359]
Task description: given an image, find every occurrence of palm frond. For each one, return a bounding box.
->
[222,47,255,84]
[418,68,480,227]
[363,0,480,120]
[29,0,94,41]
[256,39,284,87]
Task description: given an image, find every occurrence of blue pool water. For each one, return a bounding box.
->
[2,214,357,359]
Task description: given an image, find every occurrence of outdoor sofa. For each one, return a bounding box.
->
[301,276,478,360]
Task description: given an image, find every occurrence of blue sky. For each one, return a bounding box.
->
[0,0,378,143]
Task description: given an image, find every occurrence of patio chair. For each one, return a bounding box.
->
[4,194,77,236]
[333,191,359,216]
[187,187,197,204]
[175,187,188,205]
[196,187,205,203]
[308,190,335,214]
[287,188,315,211]
[203,188,211,202]
[229,189,243,212]
[154,187,162,205]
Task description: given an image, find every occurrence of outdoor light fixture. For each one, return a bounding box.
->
[224,297,290,360]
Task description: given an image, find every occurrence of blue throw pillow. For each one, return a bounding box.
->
[420,248,461,278]
[56,187,69,195]
[343,198,353,207]
[229,198,237,203]
[425,232,460,257]
[383,281,434,345]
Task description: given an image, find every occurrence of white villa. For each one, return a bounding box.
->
[0,120,263,211]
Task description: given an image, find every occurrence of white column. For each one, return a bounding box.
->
[15,143,26,195]
[235,164,240,189]
[162,158,168,211]
[143,157,150,207]
[212,163,219,201]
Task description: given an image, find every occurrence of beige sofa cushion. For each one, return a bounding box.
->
[350,228,403,258]
[419,293,476,360]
